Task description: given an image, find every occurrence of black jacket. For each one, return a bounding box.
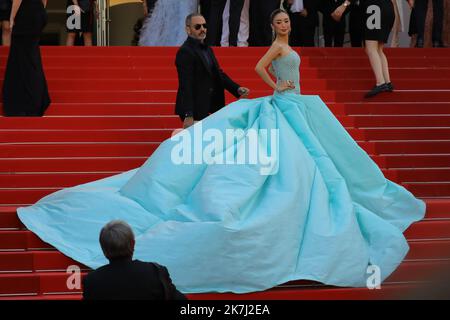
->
[175,36,241,121]
[82,259,187,300]
[287,0,320,26]
[320,0,350,15]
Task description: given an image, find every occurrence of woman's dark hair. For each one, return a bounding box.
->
[270,9,290,42]
[270,8,289,25]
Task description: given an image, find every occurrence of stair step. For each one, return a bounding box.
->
[383,168,450,182]
[2,78,450,92]
[0,157,147,173]
[355,128,450,140]
[378,154,450,168]
[0,116,181,130]
[0,55,448,69]
[337,103,450,116]
[402,183,450,198]
[1,260,448,296]
[0,173,116,188]
[0,129,175,143]
[0,143,160,157]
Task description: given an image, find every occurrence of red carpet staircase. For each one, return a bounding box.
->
[0,46,450,299]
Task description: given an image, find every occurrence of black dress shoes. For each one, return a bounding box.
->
[365,83,388,98]
[433,41,445,48]
[416,37,424,48]
[385,82,394,92]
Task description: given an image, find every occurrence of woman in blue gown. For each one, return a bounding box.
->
[18,9,425,294]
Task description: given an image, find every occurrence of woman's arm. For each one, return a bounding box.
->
[254,44,283,91]
[143,0,148,16]
[10,0,23,29]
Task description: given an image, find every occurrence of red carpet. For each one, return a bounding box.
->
[0,46,449,299]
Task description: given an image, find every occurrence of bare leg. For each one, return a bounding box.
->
[378,43,391,83]
[66,32,76,46]
[2,21,11,46]
[390,0,401,47]
[365,40,385,85]
[83,33,93,46]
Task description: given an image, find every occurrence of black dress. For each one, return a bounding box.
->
[2,0,50,117]
[66,0,95,33]
[362,0,395,43]
[0,0,11,21]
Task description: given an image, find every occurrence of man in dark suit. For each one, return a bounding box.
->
[414,0,444,47]
[349,0,364,47]
[83,220,187,300]
[206,0,246,46]
[249,0,280,46]
[320,0,351,47]
[285,0,319,47]
[175,13,249,128]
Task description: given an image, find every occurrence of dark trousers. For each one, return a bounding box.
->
[415,0,443,42]
[206,0,245,46]
[200,0,212,18]
[349,5,364,47]
[323,14,346,47]
[289,11,318,47]
[249,0,279,46]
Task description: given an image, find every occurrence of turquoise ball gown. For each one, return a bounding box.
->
[17,50,425,293]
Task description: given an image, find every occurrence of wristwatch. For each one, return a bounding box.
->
[343,0,350,7]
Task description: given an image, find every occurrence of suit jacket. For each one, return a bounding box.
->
[82,259,187,300]
[320,0,349,16]
[290,0,320,26]
[175,36,241,121]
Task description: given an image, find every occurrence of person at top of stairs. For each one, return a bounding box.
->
[66,0,98,46]
[2,0,50,116]
[0,0,12,46]
[361,0,396,98]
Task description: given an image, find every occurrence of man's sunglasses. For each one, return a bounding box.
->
[193,23,208,30]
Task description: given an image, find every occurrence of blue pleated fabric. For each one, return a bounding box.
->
[18,51,425,293]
